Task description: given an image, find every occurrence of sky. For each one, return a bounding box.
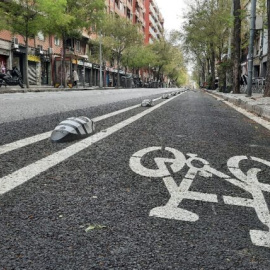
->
[155,0,188,33]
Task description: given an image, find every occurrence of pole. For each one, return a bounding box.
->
[246,0,257,97]
[99,34,103,88]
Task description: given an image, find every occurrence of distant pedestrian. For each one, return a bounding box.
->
[73,69,79,88]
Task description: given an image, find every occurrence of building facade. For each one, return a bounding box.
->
[0,0,164,87]
[106,0,164,45]
[144,0,164,44]
[240,1,268,89]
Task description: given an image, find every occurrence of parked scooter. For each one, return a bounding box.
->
[0,66,24,88]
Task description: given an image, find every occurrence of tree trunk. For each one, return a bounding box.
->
[210,43,216,89]
[264,0,270,96]
[232,0,241,94]
[202,61,206,85]
[25,36,29,88]
[117,55,120,88]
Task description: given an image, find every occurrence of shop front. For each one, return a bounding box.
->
[40,54,51,85]
[28,55,41,85]
[84,62,92,86]
[92,63,102,86]
[71,59,92,87]
[12,46,26,82]
[0,48,9,74]
[54,56,72,87]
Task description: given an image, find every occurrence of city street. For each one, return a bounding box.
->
[0,88,270,269]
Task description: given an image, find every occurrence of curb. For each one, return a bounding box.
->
[0,86,120,94]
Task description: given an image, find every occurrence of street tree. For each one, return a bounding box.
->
[43,0,105,87]
[164,45,188,87]
[232,0,241,94]
[101,15,143,87]
[121,44,157,77]
[149,37,175,82]
[0,0,49,88]
[181,0,231,89]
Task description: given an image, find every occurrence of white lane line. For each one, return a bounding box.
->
[0,93,184,195]
[0,97,161,156]
[207,92,270,131]
[0,131,53,156]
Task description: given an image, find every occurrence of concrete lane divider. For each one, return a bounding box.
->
[51,116,95,143]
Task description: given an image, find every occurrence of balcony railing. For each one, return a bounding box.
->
[149,27,157,39]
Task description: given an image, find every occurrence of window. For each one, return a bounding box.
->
[54,37,60,46]
[120,2,123,11]
[75,40,80,52]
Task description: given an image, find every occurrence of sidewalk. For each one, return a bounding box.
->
[0,84,115,94]
[205,89,270,122]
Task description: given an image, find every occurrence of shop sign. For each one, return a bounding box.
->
[28,55,40,62]
[78,60,84,66]
[92,64,100,69]
[253,58,260,65]
[0,49,9,56]
[84,62,92,68]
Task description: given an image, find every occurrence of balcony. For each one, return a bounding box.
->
[149,15,156,26]
[126,0,133,9]
[149,27,157,39]
[157,21,163,31]
[149,4,155,14]
[138,0,144,9]
[150,4,158,21]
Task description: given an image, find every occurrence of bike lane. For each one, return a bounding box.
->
[0,90,270,269]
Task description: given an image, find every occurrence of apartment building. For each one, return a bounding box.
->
[106,0,133,21]
[0,0,164,87]
[144,0,164,44]
[0,30,59,86]
[106,0,164,44]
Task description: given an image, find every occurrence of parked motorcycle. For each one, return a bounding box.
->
[0,66,24,88]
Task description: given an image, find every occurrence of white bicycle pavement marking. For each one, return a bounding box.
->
[129,147,270,248]
[0,97,161,156]
[0,93,184,195]
[129,146,186,178]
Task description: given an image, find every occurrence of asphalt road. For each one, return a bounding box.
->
[0,88,175,124]
[0,89,270,269]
